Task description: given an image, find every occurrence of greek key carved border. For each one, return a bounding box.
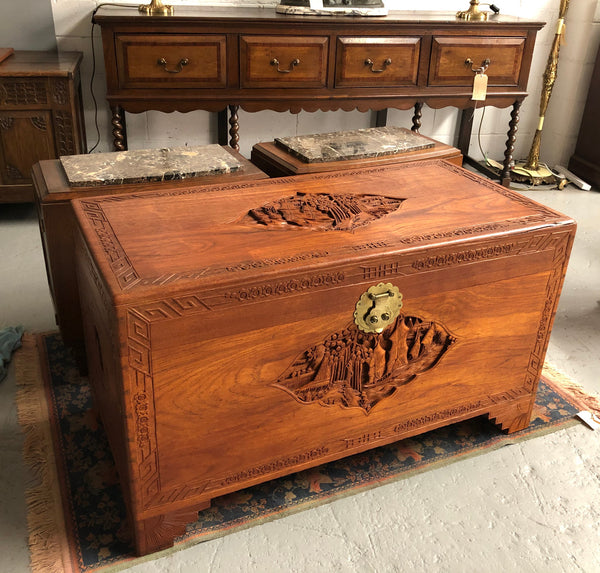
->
[79,201,140,289]
[125,311,217,509]
[127,311,161,509]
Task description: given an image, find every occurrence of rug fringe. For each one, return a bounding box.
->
[15,334,71,573]
[542,363,600,417]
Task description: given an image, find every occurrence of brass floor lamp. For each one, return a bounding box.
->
[511,0,571,185]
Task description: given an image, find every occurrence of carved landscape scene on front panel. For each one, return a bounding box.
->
[273,314,457,414]
[241,192,405,231]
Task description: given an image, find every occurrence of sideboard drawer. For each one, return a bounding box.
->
[115,34,227,88]
[240,36,328,88]
[429,37,525,86]
[335,37,421,87]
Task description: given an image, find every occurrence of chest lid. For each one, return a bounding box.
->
[72,160,574,305]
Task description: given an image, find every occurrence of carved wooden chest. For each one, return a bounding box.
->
[72,160,575,556]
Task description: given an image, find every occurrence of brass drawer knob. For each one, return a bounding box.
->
[157,57,190,73]
[364,58,392,73]
[270,58,300,73]
[465,58,490,74]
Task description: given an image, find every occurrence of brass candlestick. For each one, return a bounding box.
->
[139,0,174,15]
[456,0,490,21]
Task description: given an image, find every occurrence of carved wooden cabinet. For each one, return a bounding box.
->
[0,51,86,203]
[94,7,544,185]
[72,161,574,556]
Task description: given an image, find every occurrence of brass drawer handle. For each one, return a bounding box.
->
[465,58,490,74]
[270,58,300,73]
[157,57,189,73]
[364,58,392,73]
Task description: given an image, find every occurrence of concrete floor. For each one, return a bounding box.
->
[0,184,599,572]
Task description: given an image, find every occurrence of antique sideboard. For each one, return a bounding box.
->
[94,7,544,186]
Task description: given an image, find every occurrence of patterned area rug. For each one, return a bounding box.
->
[14,333,600,573]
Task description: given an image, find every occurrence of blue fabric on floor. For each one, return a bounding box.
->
[0,325,24,381]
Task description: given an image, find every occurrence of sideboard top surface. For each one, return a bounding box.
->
[93,6,544,28]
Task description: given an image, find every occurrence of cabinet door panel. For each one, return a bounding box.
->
[0,111,54,185]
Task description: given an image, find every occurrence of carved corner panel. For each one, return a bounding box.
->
[242,192,405,231]
[522,231,574,391]
[30,116,48,131]
[487,393,534,433]
[272,314,457,414]
[126,311,161,508]
[136,505,206,554]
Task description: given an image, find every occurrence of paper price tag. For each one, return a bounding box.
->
[576,411,600,431]
[309,0,324,8]
[472,73,488,101]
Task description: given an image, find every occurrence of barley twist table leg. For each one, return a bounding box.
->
[228,104,239,151]
[411,102,423,133]
[501,100,521,187]
[110,105,127,151]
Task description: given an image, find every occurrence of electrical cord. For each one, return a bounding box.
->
[476,102,489,165]
[88,3,139,153]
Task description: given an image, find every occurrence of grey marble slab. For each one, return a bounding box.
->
[275,126,435,163]
[60,144,242,187]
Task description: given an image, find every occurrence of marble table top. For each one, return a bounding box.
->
[60,144,242,187]
[275,126,435,163]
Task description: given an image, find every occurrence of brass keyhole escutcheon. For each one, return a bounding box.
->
[354,283,403,334]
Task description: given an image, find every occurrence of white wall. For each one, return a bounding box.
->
[51,0,600,167]
[1,0,56,51]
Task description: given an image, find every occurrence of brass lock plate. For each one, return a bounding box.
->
[354,282,403,333]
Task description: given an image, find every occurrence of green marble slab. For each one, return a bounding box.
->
[60,144,242,187]
[275,126,435,163]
